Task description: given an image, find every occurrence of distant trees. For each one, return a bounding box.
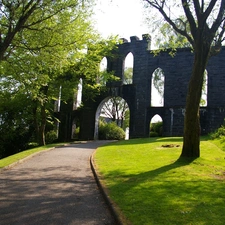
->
[100,97,129,129]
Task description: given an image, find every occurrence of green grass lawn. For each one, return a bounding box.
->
[0,143,66,169]
[94,137,225,225]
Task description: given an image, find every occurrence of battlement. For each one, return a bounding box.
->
[119,34,151,50]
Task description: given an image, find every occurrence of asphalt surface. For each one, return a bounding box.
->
[0,141,116,225]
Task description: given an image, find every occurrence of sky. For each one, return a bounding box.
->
[93,0,150,41]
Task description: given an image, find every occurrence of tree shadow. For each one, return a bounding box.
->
[102,157,225,224]
[0,144,116,225]
[104,137,183,147]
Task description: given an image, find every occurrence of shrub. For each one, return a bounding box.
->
[99,122,125,140]
[45,130,58,144]
[0,125,33,159]
[72,127,80,139]
[150,131,158,137]
[150,121,163,137]
[210,125,225,140]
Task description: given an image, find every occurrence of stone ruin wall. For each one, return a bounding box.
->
[58,34,225,141]
[107,34,225,138]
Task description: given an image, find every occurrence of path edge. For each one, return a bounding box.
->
[0,144,70,172]
[90,150,132,225]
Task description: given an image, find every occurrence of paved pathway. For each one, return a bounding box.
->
[0,141,116,225]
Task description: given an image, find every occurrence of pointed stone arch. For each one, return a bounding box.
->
[200,69,208,106]
[94,96,130,140]
[151,68,165,107]
[149,114,163,137]
[100,57,107,72]
[123,52,134,84]
[97,57,108,85]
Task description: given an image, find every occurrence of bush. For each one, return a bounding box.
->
[99,122,125,140]
[210,125,225,140]
[150,131,159,137]
[45,130,58,144]
[0,125,34,159]
[150,121,163,137]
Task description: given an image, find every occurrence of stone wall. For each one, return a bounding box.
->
[107,35,225,138]
[58,34,225,141]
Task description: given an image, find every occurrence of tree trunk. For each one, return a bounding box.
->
[181,42,210,158]
[38,104,46,146]
[38,86,48,146]
[32,103,39,144]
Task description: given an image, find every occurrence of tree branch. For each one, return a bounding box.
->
[210,0,225,34]
[181,0,197,41]
[144,0,194,46]
[203,0,218,23]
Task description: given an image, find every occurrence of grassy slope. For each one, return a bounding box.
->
[94,137,225,225]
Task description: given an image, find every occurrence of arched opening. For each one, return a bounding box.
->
[71,118,80,140]
[151,68,165,107]
[123,52,133,84]
[149,114,163,137]
[97,57,108,85]
[94,96,130,140]
[73,78,82,110]
[200,70,208,106]
[100,57,107,72]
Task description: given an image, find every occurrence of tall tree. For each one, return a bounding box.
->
[0,0,119,150]
[0,0,93,61]
[143,0,225,157]
[0,0,96,146]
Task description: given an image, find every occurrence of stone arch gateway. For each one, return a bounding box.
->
[57,34,225,141]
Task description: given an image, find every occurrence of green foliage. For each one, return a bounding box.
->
[123,67,133,84]
[0,0,119,156]
[152,68,165,99]
[72,126,80,140]
[154,21,191,50]
[210,121,225,146]
[45,130,58,144]
[0,89,35,159]
[99,121,125,140]
[0,0,95,61]
[101,96,129,129]
[149,131,158,137]
[0,126,33,159]
[122,110,130,130]
[150,121,163,137]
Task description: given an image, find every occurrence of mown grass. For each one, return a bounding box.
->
[94,137,225,225]
[0,143,66,169]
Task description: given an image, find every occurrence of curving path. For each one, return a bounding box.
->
[0,141,116,225]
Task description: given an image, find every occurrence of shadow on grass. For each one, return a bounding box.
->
[105,137,184,147]
[105,136,212,148]
[104,157,225,225]
[106,156,194,181]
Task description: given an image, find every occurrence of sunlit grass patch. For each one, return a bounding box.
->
[94,137,225,225]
